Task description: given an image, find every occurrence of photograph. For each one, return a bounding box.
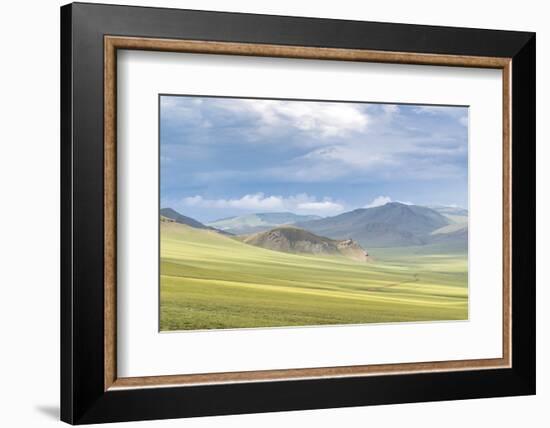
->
[159,95,469,331]
[55,2,536,424]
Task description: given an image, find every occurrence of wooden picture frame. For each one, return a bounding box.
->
[61,2,535,424]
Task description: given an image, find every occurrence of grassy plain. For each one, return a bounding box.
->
[160,222,468,331]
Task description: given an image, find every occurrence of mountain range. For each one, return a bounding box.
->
[160,207,232,235]
[295,202,466,248]
[206,212,321,235]
[429,205,468,224]
[161,202,468,254]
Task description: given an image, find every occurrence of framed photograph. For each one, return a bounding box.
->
[60,2,535,424]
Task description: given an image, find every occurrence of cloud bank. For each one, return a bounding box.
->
[181,193,345,216]
[219,99,370,138]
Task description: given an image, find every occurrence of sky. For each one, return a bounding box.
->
[160,95,468,223]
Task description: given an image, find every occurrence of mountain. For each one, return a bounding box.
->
[296,202,451,248]
[160,208,231,235]
[161,208,209,229]
[430,222,467,236]
[206,212,322,235]
[429,205,468,224]
[243,226,369,262]
[429,222,468,250]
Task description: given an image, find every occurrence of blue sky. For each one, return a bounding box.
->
[160,95,468,223]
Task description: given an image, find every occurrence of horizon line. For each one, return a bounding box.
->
[160,201,468,223]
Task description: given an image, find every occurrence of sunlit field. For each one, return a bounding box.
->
[160,222,468,331]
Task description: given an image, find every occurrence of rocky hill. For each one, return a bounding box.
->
[242,226,369,262]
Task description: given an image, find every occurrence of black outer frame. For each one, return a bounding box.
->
[60,2,536,424]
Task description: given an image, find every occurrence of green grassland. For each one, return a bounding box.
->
[160,222,468,331]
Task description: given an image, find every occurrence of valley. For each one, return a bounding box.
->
[160,204,468,331]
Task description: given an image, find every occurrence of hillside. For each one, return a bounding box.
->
[160,221,468,330]
[160,208,231,235]
[162,203,468,251]
[242,226,369,262]
[161,208,210,229]
[206,212,321,234]
[296,202,450,248]
[429,223,468,250]
[429,205,468,224]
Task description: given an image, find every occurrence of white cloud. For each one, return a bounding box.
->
[301,145,393,169]
[382,104,400,115]
[181,193,344,215]
[182,194,283,211]
[296,201,343,213]
[162,97,468,187]
[414,106,448,115]
[365,195,393,208]
[217,99,370,138]
[364,196,413,208]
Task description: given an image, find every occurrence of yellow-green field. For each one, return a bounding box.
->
[160,222,468,331]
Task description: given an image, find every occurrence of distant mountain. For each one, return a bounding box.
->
[207,212,322,235]
[161,208,209,229]
[296,202,451,248]
[163,203,468,251]
[429,222,468,250]
[243,226,369,262]
[160,208,231,235]
[429,205,468,224]
[430,222,467,236]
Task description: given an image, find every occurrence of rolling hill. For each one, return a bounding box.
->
[242,226,369,262]
[429,205,468,224]
[160,208,231,235]
[160,221,468,330]
[162,203,468,252]
[206,212,322,234]
[428,222,468,251]
[296,202,451,248]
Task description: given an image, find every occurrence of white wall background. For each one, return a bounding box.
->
[0,0,545,426]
